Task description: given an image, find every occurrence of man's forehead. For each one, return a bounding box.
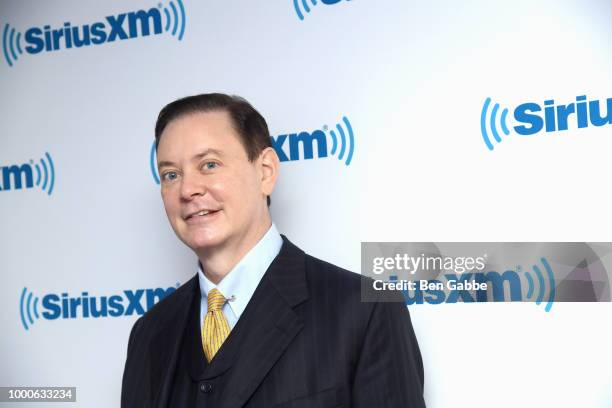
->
[158,111,240,150]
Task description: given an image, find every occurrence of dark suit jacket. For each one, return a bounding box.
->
[121,235,425,407]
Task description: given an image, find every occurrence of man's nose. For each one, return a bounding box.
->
[180,170,206,200]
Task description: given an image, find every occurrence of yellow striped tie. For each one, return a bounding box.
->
[202,288,231,362]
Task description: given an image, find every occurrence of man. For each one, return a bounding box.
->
[121,93,425,407]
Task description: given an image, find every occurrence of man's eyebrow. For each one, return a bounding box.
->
[157,148,224,169]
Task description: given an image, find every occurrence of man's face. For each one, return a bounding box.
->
[156,110,269,253]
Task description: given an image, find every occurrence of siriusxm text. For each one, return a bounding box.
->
[271,130,327,161]
[0,163,33,191]
[41,287,175,319]
[24,8,162,54]
[514,95,611,135]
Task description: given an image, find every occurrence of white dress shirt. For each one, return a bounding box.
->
[197,223,283,330]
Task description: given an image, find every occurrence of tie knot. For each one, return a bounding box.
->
[207,288,226,312]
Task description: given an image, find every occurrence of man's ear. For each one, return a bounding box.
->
[259,147,280,197]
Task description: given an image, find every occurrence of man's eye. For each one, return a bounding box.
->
[202,162,218,170]
[162,171,178,182]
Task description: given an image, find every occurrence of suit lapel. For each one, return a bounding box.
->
[203,236,310,408]
[149,275,198,408]
[146,236,309,407]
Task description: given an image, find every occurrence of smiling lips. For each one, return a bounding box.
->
[184,209,220,222]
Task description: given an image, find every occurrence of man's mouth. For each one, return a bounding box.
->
[184,209,220,220]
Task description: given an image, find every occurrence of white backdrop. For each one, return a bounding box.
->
[1,0,611,406]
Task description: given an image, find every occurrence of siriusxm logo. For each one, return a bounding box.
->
[481,95,612,150]
[2,0,185,67]
[19,285,177,330]
[149,115,355,184]
[393,258,556,312]
[293,0,351,21]
[0,152,55,196]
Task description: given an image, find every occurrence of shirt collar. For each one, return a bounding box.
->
[197,223,283,319]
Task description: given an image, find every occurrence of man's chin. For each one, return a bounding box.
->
[183,235,225,253]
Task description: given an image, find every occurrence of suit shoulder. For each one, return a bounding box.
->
[303,253,372,301]
[304,253,363,281]
[302,252,405,308]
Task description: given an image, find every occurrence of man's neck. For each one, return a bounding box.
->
[197,218,272,285]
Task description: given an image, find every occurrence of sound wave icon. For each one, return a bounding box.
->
[293,0,348,21]
[327,116,355,166]
[522,257,556,312]
[150,141,160,185]
[2,23,23,67]
[294,0,344,21]
[481,97,511,151]
[294,0,318,20]
[32,152,56,196]
[20,287,40,330]
[159,0,186,41]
